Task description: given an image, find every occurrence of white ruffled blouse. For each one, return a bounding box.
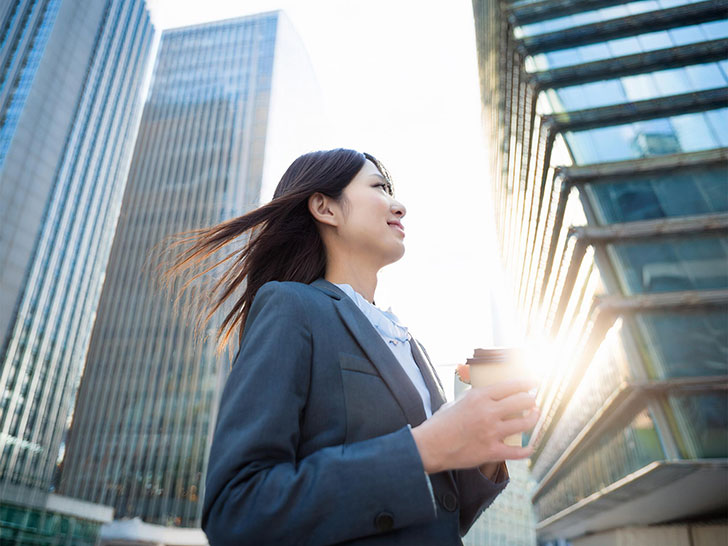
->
[333,283,433,419]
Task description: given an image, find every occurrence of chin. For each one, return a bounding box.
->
[385,244,405,265]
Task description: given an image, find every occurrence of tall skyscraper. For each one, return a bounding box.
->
[472,0,727,544]
[59,11,324,534]
[0,0,156,543]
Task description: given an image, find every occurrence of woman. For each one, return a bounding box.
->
[163,148,538,545]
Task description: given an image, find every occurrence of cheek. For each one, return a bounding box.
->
[354,197,388,224]
[341,192,392,240]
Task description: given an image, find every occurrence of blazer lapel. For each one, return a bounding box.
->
[310,278,428,426]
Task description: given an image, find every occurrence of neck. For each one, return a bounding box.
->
[325,259,378,304]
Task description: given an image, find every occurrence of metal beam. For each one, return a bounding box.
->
[508,0,629,26]
[549,238,588,336]
[569,213,728,244]
[536,460,728,541]
[531,39,728,90]
[556,148,728,183]
[545,87,728,133]
[519,0,727,55]
[594,289,728,314]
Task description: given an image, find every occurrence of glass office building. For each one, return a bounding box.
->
[472,0,727,543]
[0,0,156,543]
[464,460,538,546]
[59,11,324,531]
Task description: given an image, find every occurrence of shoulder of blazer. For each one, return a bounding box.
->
[256,277,345,303]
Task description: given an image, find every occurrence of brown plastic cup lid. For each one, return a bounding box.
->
[466,346,524,365]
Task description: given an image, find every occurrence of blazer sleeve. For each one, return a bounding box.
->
[202,281,437,546]
[455,463,509,536]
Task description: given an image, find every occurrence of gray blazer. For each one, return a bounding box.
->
[202,278,508,545]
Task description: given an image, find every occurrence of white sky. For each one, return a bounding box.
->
[146,0,521,396]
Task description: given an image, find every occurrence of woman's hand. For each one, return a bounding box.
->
[411,378,539,474]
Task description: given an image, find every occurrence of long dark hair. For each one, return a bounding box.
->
[156,147,394,358]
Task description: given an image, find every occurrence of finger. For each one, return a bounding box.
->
[455,364,470,384]
[495,392,537,417]
[485,378,539,401]
[499,409,540,437]
[494,443,534,461]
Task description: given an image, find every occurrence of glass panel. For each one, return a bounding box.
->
[653,67,692,95]
[608,236,728,294]
[555,80,627,111]
[685,63,727,88]
[637,30,672,50]
[671,113,718,152]
[599,5,631,20]
[669,25,707,45]
[633,310,728,378]
[608,35,642,57]
[667,392,728,458]
[564,130,601,164]
[622,73,660,101]
[695,169,728,212]
[571,125,638,163]
[571,11,601,26]
[629,0,661,13]
[515,0,691,37]
[578,42,611,62]
[546,48,582,68]
[701,20,728,40]
[586,166,728,224]
[565,109,727,165]
[632,118,677,155]
[705,109,728,147]
[720,60,728,82]
[556,86,591,111]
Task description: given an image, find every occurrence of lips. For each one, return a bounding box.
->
[388,221,405,236]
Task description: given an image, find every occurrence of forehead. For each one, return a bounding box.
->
[359,159,382,178]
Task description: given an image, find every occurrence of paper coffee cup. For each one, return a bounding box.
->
[466,347,531,447]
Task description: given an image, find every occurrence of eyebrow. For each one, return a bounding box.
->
[369,174,387,181]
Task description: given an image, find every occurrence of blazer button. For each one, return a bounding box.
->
[441,492,458,512]
[374,512,394,532]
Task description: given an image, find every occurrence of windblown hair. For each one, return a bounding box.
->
[156,148,394,359]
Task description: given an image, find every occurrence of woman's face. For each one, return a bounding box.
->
[337,159,407,267]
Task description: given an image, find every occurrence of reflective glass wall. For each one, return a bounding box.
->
[472,0,727,542]
[0,0,155,495]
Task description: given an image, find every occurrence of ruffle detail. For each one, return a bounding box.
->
[334,283,409,343]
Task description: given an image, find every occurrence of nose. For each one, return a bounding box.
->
[391,198,406,218]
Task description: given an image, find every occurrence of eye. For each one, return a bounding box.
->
[374,182,393,196]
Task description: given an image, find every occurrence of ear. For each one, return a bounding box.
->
[308,192,339,227]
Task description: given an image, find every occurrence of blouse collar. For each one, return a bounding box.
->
[333,283,409,343]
